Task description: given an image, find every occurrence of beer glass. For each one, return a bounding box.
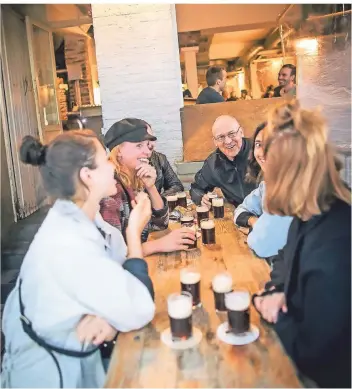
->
[180,213,195,227]
[212,272,233,312]
[212,197,225,219]
[196,205,209,227]
[180,268,201,307]
[166,195,178,212]
[177,192,187,208]
[167,292,193,340]
[207,192,217,211]
[185,224,197,250]
[225,289,251,335]
[200,219,216,245]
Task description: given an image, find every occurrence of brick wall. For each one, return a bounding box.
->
[92,4,183,167]
[64,34,93,107]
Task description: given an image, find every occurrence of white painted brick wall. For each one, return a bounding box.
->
[92,4,184,167]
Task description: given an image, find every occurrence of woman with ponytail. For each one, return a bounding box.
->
[1,130,155,387]
[253,101,351,388]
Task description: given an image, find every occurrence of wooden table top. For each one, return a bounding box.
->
[105,205,302,388]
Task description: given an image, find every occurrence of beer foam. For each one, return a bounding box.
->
[166,195,178,202]
[181,216,194,223]
[200,219,215,229]
[196,205,209,212]
[207,192,217,199]
[168,296,193,319]
[212,198,224,207]
[177,192,187,198]
[212,273,232,293]
[180,271,201,285]
[225,291,250,311]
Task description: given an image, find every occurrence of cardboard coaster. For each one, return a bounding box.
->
[161,327,202,350]
[217,322,259,345]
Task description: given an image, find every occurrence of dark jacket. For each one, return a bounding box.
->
[190,139,256,206]
[266,198,351,388]
[150,151,184,196]
[196,87,225,104]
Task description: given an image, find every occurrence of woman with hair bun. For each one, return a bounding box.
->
[1,130,155,388]
[253,100,351,388]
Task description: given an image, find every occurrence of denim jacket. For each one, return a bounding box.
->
[234,181,293,258]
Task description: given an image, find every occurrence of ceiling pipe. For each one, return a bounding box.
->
[269,27,295,49]
[264,4,296,49]
[240,45,264,65]
[237,5,297,66]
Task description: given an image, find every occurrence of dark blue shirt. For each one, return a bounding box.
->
[196,87,225,104]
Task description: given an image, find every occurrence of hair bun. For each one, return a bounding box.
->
[270,99,302,131]
[19,135,47,166]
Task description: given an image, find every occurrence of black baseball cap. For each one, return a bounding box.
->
[104,118,157,151]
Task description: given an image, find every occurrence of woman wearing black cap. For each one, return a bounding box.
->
[100,118,196,255]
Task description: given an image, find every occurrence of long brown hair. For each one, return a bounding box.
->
[264,100,351,220]
[245,122,267,183]
[109,145,144,191]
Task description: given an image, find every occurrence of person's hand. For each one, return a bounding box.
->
[129,192,152,235]
[248,216,258,227]
[135,163,157,189]
[255,292,287,323]
[76,315,117,346]
[158,227,197,252]
[201,193,211,208]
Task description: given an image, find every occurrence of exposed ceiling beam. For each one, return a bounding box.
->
[201,22,280,36]
[75,4,91,16]
[49,16,92,30]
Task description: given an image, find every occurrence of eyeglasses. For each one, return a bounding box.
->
[214,127,242,143]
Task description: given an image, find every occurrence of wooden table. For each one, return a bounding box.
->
[105,206,302,388]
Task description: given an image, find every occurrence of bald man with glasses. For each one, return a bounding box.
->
[190,115,257,207]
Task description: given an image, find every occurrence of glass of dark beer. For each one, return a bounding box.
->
[180,268,201,307]
[212,272,233,312]
[212,197,225,219]
[166,195,178,212]
[200,219,216,245]
[167,292,193,341]
[177,192,188,208]
[196,205,209,227]
[225,290,251,335]
[207,192,217,211]
[180,213,195,227]
[185,224,197,250]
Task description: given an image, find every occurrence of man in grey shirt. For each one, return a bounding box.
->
[196,66,227,104]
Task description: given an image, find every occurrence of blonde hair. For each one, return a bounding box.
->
[264,99,351,220]
[109,145,144,191]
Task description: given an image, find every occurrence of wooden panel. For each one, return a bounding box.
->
[106,204,302,388]
[182,98,284,162]
[2,8,46,219]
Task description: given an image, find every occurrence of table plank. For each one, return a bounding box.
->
[105,206,302,388]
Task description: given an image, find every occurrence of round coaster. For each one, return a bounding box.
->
[161,327,203,350]
[216,322,259,345]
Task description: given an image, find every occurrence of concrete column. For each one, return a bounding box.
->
[181,46,199,98]
[92,4,184,166]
